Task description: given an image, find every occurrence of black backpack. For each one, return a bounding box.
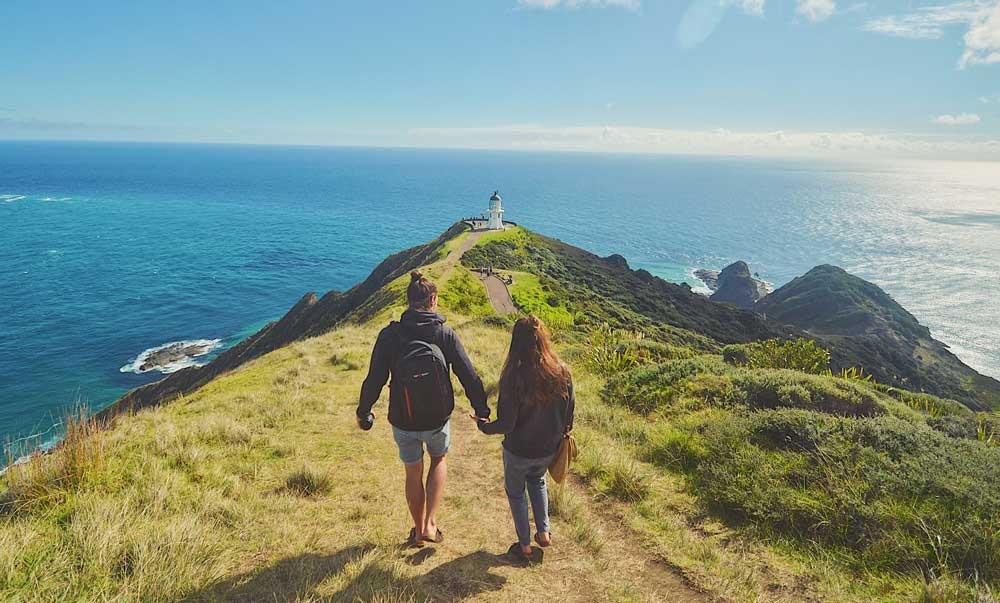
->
[392,322,450,428]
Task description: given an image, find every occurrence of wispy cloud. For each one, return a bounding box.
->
[676,0,767,49]
[863,1,1000,68]
[933,113,982,124]
[517,0,640,10]
[797,0,837,23]
[407,124,1000,160]
[863,1,984,39]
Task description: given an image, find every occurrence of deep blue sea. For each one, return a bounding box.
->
[2,141,999,447]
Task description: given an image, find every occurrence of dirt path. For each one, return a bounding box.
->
[417,404,708,603]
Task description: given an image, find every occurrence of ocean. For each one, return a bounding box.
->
[2,141,998,447]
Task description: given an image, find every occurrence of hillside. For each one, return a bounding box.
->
[3,223,999,603]
[756,264,1000,410]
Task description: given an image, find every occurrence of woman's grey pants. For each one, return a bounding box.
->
[503,448,556,547]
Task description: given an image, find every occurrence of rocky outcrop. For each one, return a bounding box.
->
[757,264,1000,410]
[703,261,771,309]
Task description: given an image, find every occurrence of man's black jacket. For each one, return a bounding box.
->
[357,310,489,431]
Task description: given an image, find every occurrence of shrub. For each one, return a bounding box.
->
[927,413,978,439]
[730,369,886,417]
[746,409,839,452]
[631,340,697,364]
[601,357,731,414]
[723,338,831,374]
[685,408,1000,580]
[644,424,708,472]
[582,324,643,377]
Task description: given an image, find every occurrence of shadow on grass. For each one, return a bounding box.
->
[180,545,512,602]
[180,544,375,602]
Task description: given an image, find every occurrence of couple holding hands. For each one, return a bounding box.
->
[357,270,575,562]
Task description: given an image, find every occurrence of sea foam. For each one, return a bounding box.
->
[119,339,222,375]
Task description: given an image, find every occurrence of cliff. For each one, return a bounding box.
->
[95,223,468,424]
[756,264,1000,409]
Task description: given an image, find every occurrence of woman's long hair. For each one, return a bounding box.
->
[499,315,570,405]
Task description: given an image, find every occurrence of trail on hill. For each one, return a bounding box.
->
[445,230,517,316]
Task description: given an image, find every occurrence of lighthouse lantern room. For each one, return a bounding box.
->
[487,190,505,230]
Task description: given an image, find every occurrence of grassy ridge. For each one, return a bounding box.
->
[3,223,999,602]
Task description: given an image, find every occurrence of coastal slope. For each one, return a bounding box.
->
[756,264,1000,409]
[5,223,999,603]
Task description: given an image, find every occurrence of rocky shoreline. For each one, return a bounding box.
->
[120,339,222,375]
[695,261,772,310]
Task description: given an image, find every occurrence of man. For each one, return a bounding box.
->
[357,269,489,547]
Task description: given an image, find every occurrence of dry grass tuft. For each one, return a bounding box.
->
[283,465,333,497]
[1,406,105,512]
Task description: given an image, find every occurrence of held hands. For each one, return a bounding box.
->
[468,413,489,432]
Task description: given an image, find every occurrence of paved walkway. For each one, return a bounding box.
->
[444,229,518,316]
[479,273,516,315]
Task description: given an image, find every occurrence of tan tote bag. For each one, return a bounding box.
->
[548,434,578,484]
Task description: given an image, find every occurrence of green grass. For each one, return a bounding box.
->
[437,267,493,318]
[4,224,998,603]
[507,271,574,329]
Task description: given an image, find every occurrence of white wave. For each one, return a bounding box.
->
[119,338,222,375]
[1,195,25,203]
[686,268,714,296]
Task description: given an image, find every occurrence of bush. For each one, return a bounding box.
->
[746,409,839,452]
[685,409,1000,580]
[644,424,708,472]
[730,369,886,417]
[582,324,643,377]
[723,338,831,374]
[631,340,697,364]
[601,357,731,414]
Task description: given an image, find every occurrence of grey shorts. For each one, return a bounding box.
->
[391,420,451,465]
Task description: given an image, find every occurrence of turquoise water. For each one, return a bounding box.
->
[2,141,998,445]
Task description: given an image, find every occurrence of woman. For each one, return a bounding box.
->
[473,315,575,562]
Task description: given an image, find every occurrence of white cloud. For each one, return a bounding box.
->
[981,96,992,103]
[797,0,837,22]
[406,124,1000,160]
[517,0,640,9]
[736,0,766,16]
[960,2,1000,66]
[863,2,984,39]
[863,1,1000,68]
[933,113,982,124]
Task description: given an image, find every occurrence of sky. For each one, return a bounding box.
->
[2,0,999,159]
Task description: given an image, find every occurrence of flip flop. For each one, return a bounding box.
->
[406,528,424,548]
[506,542,531,565]
[422,528,444,544]
[534,532,552,548]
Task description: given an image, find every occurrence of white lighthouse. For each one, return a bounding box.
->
[487,190,505,230]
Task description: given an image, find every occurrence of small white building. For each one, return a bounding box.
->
[487,190,505,230]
